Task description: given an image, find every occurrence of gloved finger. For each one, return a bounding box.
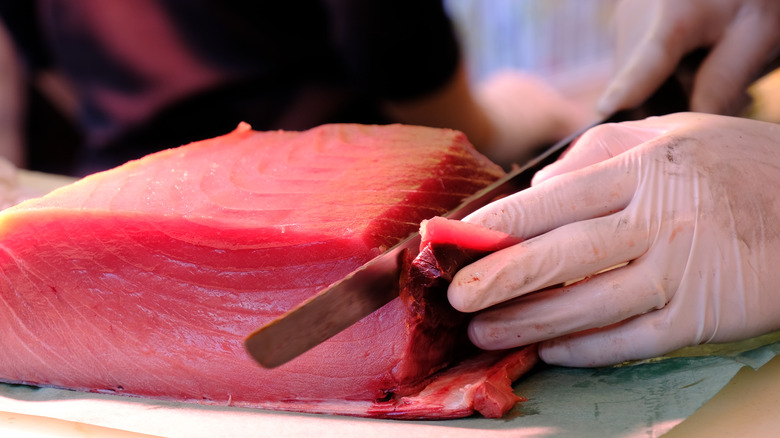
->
[536,239,705,368]
[531,121,669,186]
[450,208,649,313]
[536,306,693,367]
[465,252,673,351]
[595,0,739,117]
[462,134,652,240]
[532,113,709,185]
[690,10,780,114]
[596,34,691,116]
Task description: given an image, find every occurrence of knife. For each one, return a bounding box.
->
[244,70,693,369]
[243,123,579,369]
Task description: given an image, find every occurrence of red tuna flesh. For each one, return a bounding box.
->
[377,215,537,419]
[0,123,533,418]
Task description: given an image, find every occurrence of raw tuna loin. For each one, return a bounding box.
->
[0,123,536,419]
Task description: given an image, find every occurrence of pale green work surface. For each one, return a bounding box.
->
[1,334,778,438]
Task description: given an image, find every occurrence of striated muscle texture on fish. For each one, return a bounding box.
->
[0,123,535,418]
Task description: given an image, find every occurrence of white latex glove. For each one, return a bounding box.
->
[448,112,780,367]
[475,70,593,168]
[597,0,780,116]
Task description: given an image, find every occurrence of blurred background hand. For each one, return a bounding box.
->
[597,0,780,116]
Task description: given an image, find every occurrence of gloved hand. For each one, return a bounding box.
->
[447,112,780,367]
[597,0,780,117]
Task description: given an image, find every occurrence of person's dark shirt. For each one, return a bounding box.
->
[0,0,460,174]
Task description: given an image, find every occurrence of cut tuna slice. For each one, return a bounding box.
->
[384,215,536,419]
[369,346,538,419]
[0,123,534,418]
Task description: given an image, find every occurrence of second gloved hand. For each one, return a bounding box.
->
[448,113,780,367]
[598,0,780,116]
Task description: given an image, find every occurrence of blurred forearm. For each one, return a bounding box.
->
[381,63,496,158]
[382,63,591,169]
[0,21,24,167]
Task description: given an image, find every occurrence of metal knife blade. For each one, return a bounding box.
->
[243,122,593,369]
[244,70,694,369]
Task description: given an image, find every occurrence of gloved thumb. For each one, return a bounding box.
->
[532,121,671,186]
[596,38,685,116]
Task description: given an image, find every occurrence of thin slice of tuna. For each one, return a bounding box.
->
[0,123,533,418]
[375,215,536,419]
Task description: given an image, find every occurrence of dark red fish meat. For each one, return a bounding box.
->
[0,123,535,418]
